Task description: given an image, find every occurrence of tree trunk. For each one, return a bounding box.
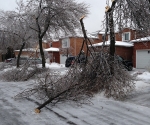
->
[39,38,45,68]
[109,11,115,75]
[109,12,115,57]
[17,42,25,68]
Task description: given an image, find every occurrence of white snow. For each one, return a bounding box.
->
[44,47,59,52]
[131,36,150,42]
[136,71,150,82]
[15,48,38,52]
[37,62,65,69]
[15,47,60,53]
[91,41,133,47]
[76,34,99,39]
[0,64,150,125]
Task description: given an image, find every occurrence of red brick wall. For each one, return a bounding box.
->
[69,37,87,56]
[133,41,150,67]
[115,46,133,61]
[52,41,60,48]
[94,46,133,61]
[48,52,60,63]
[121,28,136,40]
[60,37,100,56]
[42,42,50,49]
[115,28,137,41]
[98,28,137,42]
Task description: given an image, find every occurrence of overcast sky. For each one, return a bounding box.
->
[0,0,106,33]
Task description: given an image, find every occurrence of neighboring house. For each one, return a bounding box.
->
[15,41,60,63]
[14,28,150,67]
[14,48,39,58]
[92,41,133,61]
[43,40,60,63]
[98,28,137,42]
[59,34,100,64]
[94,27,150,69]
[131,37,150,68]
[93,28,136,61]
[44,47,60,63]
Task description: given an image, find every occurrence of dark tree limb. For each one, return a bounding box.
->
[105,0,117,75]
[17,42,25,68]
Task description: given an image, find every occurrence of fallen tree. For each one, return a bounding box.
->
[14,0,135,112]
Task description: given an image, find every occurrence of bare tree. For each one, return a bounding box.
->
[0,10,37,67]
[19,0,89,68]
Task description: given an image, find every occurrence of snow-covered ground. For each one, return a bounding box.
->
[0,64,150,125]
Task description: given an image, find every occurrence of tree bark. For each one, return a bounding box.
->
[17,42,25,68]
[108,0,117,75]
[109,12,115,57]
[39,38,45,68]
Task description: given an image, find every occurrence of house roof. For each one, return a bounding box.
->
[91,41,133,47]
[44,47,59,52]
[130,36,150,43]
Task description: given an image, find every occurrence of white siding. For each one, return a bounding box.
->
[60,54,67,64]
[136,50,150,68]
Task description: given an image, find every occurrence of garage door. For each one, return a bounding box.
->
[136,50,150,68]
[60,54,67,64]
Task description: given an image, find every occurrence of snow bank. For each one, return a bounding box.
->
[137,71,150,82]
[38,63,65,69]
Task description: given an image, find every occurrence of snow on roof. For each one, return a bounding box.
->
[74,33,99,39]
[44,47,59,52]
[131,36,150,43]
[43,40,48,43]
[91,41,133,47]
[98,31,105,34]
[15,48,38,52]
[15,47,59,52]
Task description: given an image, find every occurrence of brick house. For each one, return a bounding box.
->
[15,41,60,63]
[95,27,150,68]
[93,28,136,61]
[131,37,150,68]
[43,40,60,63]
[59,35,100,64]
[92,41,133,61]
[44,47,60,63]
[98,28,137,42]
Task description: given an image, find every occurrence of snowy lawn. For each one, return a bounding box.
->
[0,64,150,125]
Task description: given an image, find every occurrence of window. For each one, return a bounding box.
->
[62,38,70,48]
[122,32,130,41]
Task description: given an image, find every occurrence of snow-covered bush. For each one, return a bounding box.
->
[2,64,49,82]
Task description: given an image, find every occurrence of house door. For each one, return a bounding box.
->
[136,50,150,68]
